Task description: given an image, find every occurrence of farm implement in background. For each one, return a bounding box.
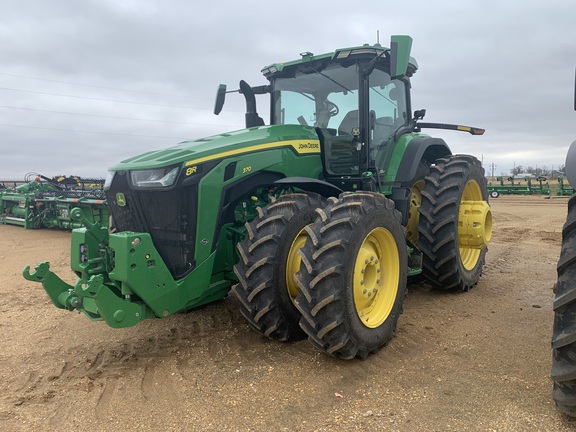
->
[487,176,550,198]
[556,175,574,196]
[0,173,109,230]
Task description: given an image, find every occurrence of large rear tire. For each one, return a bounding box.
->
[417,155,492,291]
[406,161,430,245]
[294,192,407,359]
[551,194,576,417]
[232,192,327,341]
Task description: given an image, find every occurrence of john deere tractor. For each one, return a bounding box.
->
[24,36,492,359]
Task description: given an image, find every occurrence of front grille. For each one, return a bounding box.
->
[106,171,198,279]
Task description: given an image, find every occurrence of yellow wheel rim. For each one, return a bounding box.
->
[407,179,424,244]
[353,227,400,328]
[286,228,307,302]
[458,180,492,270]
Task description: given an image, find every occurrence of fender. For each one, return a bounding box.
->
[395,137,452,185]
[212,171,285,251]
[212,174,342,253]
[274,177,343,198]
[391,137,451,228]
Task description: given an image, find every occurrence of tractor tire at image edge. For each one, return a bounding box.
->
[551,194,576,417]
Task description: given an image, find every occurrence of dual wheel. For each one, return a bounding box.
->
[233,154,491,358]
[233,192,406,359]
[417,155,492,291]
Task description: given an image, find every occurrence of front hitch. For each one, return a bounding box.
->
[23,262,78,310]
[23,206,155,327]
[24,262,152,327]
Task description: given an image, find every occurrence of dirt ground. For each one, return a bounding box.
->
[1,195,576,431]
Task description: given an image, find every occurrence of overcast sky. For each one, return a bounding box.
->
[1,0,575,180]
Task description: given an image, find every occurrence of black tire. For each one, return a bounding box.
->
[406,161,430,245]
[417,155,492,291]
[490,190,500,198]
[232,192,327,341]
[551,194,576,417]
[294,192,408,359]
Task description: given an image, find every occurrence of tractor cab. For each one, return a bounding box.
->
[215,37,417,192]
[267,49,412,190]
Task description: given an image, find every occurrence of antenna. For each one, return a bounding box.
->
[377,30,380,45]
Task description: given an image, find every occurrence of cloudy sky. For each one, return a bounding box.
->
[1,0,575,180]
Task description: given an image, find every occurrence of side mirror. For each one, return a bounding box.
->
[214,84,227,115]
[414,109,426,120]
[389,35,413,79]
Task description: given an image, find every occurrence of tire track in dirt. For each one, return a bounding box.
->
[6,297,251,418]
[95,379,118,420]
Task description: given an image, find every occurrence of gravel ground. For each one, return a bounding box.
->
[1,195,575,431]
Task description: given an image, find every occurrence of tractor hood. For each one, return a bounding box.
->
[108,124,320,173]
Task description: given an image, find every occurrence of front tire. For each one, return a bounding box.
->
[551,195,576,417]
[417,155,492,291]
[294,192,408,359]
[233,192,327,341]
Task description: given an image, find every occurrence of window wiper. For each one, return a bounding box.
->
[310,67,354,94]
[298,91,316,102]
[362,51,386,77]
[370,87,396,106]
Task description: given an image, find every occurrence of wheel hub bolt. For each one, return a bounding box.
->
[363,289,367,294]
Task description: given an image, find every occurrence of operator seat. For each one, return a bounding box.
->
[338,110,358,135]
[372,116,395,167]
[373,116,395,144]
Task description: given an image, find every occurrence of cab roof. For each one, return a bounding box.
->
[261,44,418,78]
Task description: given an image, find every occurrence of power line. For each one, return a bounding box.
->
[0,104,243,127]
[0,122,187,139]
[0,71,204,100]
[0,86,207,109]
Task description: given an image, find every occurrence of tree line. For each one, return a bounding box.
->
[509,164,565,177]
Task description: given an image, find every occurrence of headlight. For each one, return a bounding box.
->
[130,167,179,189]
[103,171,115,190]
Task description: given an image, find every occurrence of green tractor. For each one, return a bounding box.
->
[24,36,492,359]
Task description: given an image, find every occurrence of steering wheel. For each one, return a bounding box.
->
[325,100,339,117]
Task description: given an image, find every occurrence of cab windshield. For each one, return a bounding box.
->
[272,62,358,132]
[271,61,408,174]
